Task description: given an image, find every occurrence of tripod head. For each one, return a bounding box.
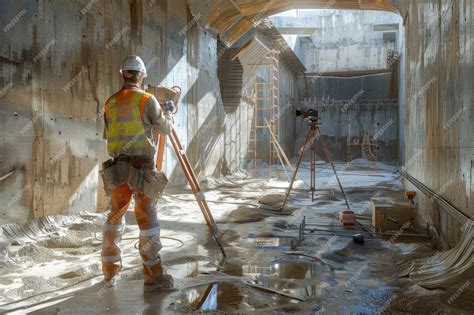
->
[295,108,322,126]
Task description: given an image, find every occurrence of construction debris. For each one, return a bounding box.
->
[399,220,473,289]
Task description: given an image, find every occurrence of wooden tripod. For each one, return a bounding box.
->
[155,130,227,258]
[280,120,350,211]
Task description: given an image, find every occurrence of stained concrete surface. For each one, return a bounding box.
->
[1,164,471,314]
[2,0,471,252]
[271,10,401,74]
[393,0,474,247]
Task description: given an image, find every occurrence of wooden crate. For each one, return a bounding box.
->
[371,202,417,231]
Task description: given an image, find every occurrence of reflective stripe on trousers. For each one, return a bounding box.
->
[101,182,163,281]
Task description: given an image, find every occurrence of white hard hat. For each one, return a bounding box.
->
[120,55,147,77]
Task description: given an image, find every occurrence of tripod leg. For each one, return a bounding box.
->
[168,130,227,257]
[280,125,313,210]
[156,134,166,171]
[316,127,351,210]
[311,128,317,202]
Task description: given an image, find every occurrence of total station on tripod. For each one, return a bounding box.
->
[295,108,321,124]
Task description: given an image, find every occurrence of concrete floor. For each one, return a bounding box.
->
[1,163,472,314]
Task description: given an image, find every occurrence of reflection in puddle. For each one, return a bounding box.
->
[272,260,321,279]
[241,237,292,251]
[220,257,334,299]
[175,281,298,313]
[189,282,245,312]
[165,257,218,280]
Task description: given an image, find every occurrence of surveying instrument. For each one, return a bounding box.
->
[148,85,227,258]
[280,109,350,211]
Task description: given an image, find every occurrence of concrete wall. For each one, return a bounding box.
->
[0,0,227,224]
[392,0,473,247]
[295,74,399,162]
[278,63,299,159]
[304,72,398,100]
[271,10,402,73]
[236,38,301,167]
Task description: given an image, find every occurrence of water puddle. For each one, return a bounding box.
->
[219,256,335,299]
[257,259,334,298]
[240,236,293,251]
[165,257,216,279]
[171,281,297,313]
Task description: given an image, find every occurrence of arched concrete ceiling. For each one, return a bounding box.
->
[186,0,398,46]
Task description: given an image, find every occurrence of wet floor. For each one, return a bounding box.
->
[2,167,472,314]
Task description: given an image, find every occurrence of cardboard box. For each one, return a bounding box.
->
[371,201,417,231]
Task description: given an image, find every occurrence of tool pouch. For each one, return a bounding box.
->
[100,159,131,195]
[128,167,168,200]
[143,170,168,200]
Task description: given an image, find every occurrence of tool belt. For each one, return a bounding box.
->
[100,155,168,200]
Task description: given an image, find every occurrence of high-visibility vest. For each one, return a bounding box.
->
[104,89,153,157]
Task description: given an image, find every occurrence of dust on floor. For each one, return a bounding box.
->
[0,162,472,314]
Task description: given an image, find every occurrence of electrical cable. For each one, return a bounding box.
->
[93,231,186,248]
[163,193,256,207]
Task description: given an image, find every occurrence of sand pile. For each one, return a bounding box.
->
[257,193,287,208]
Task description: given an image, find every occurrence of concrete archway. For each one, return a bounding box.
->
[186,0,398,45]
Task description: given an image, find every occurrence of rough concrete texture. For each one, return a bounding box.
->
[184,0,473,246]
[295,73,399,162]
[186,0,398,46]
[271,10,401,74]
[304,73,398,101]
[1,166,471,313]
[234,31,301,164]
[294,101,399,162]
[392,0,474,247]
[0,0,232,224]
[0,0,472,255]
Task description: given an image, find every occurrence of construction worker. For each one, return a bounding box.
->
[100,55,174,291]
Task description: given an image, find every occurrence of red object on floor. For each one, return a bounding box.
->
[339,210,356,227]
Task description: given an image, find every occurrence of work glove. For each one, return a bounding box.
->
[164,101,175,114]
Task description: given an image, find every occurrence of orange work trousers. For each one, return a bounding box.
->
[101,183,163,283]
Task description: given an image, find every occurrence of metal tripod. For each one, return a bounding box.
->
[280,119,350,211]
[156,130,228,258]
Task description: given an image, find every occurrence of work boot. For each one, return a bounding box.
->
[143,274,174,292]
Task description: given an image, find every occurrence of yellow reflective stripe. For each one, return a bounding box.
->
[107,91,151,154]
